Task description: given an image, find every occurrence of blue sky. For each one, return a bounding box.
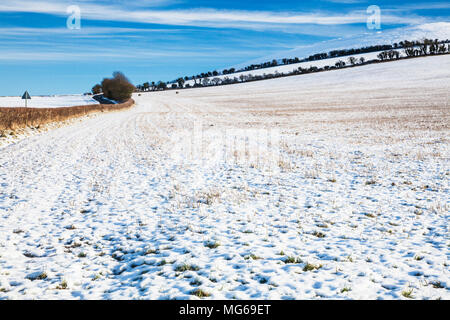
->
[0,0,449,95]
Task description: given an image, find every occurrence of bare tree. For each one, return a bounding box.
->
[202,78,210,86]
[335,60,346,68]
[177,78,185,89]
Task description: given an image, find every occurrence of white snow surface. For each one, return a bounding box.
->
[0,95,99,108]
[0,55,449,300]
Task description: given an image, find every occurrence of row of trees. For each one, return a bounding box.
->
[377,39,450,61]
[174,39,450,83]
[403,39,450,57]
[137,59,366,90]
[377,50,401,61]
[91,72,135,102]
[136,39,450,92]
[135,81,168,92]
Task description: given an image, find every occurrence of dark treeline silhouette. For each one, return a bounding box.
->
[136,39,450,92]
[402,39,450,57]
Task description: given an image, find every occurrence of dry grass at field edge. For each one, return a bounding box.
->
[0,99,135,132]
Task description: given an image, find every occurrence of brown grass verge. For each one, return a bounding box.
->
[0,99,135,131]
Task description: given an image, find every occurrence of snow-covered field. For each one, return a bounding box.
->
[0,55,449,300]
[0,95,99,108]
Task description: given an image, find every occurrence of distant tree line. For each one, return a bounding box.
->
[401,39,450,57]
[136,39,450,92]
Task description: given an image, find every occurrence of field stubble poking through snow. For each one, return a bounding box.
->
[0,56,449,300]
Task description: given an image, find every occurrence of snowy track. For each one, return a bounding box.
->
[0,56,449,300]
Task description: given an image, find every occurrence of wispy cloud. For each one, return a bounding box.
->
[0,0,433,31]
[0,46,257,62]
[0,26,183,37]
[384,1,450,11]
[0,0,438,64]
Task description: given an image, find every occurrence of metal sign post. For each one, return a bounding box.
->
[22,91,31,107]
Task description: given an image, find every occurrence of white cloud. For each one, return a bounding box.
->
[0,0,434,30]
[0,1,446,63]
[0,26,182,37]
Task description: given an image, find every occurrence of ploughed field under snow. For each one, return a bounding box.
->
[0,95,99,108]
[0,55,449,300]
